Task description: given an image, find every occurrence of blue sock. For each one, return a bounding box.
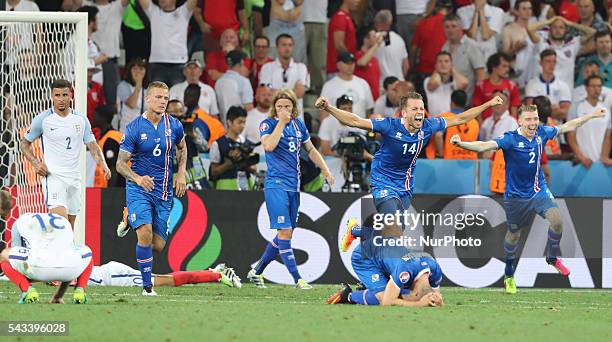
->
[546,229,562,263]
[503,239,518,277]
[348,290,379,305]
[136,244,153,288]
[278,238,301,283]
[254,237,280,275]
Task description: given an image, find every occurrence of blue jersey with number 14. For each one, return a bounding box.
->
[120,113,184,200]
[369,117,446,197]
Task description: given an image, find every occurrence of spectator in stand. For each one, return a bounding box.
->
[267,0,305,63]
[121,0,151,62]
[374,76,399,117]
[62,0,83,11]
[410,0,452,87]
[394,0,434,49]
[424,51,468,116]
[92,104,125,188]
[533,95,563,158]
[87,59,106,122]
[216,50,254,121]
[80,6,106,85]
[472,53,521,120]
[479,90,518,159]
[327,0,359,75]
[559,0,580,22]
[501,0,540,89]
[244,84,272,156]
[530,16,596,89]
[6,0,39,11]
[441,13,485,103]
[568,75,612,167]
[301,0,328,94]
[457,0,504,61]
[184,84,225,147]
[249,36,273,90]
[574,60,612,102]
[91,0,127,107]
[169,60,219,117]
[576,31,612,87]
[139,0,196,87]
[576,0,607,32]
[354,27,384,100]
[320,52,374,118]
[204,29,251,87]
[244,0,265,40]
[117,58,148,133]
[318,95,369,159]
[194,0,249,52]
[372,10,409,84]
[525,49,572,120]
[434,89,479,160]
[259,33,310,114]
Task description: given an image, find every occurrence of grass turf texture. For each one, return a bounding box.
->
[0,282,611,341]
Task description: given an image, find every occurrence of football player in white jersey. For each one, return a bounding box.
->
[0,190,94,304]
[20,79,111,228]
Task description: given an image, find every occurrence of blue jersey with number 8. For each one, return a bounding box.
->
[120,113,184,200]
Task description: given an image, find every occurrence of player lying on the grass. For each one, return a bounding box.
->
[451,105,606,294]
[0,190,93,304]
[315,93,503,251]
[328,244,443,307]
[248,89,334,290]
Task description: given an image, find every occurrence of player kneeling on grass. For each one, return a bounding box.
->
[86,261,242,288]
[450,105,606,294]
[328,243,444,307]
[0,190,93,304]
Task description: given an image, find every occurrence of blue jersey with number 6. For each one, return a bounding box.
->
[494,125,557,199]
[369,117,446,197]
[120,113,184,200]
[259,117,311,191]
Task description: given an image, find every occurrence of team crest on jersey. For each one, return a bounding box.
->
[141,133,148,140]
[166,129,172,137]
[74,124,81,133]
[154,138,160,143]
[399,271,410,283]
[564,50,571,58]
[518,142,525,148]
[260,122,269,132]
[395,132,402,139]
[372,274,380,282]
[418,131,424,140]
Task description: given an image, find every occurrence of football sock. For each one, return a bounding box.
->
[136,244,154,288]
[503,239,518,277]
[546,229,562,263]
[1,261,31,292]
[254,237,280,275]
[348,290,379,305]
[76,259,93,290]
[278,238,301,283]
[172,270,221,286]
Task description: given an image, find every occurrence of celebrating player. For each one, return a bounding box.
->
[86,262,241,288]
[0,190,93,304]
[450,104,606,294]
[20,79,111,228]
[328,245,444,307]
[315,92,503,250]
[116,81,188,296]
[247,89,334,289]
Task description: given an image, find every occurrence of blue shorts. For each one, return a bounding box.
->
[351,244,410,295]
[264,188,300,229]
[127,190,173,241]
[371,187,411,215]
[504,189,558,232]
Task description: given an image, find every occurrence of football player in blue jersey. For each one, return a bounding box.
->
[328,245,444,307]
[451,104,605,294]
[116,81,188,296]
[315,92,504,249]
[247,89,334,290]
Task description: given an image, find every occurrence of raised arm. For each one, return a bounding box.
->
[303,140,334,186]
[450,134,499,153]
[445,95,503,127]
[86,141,111,181]
[315,97,373,131]
[556,107,605,135]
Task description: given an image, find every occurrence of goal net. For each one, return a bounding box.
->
[0,11,88,247]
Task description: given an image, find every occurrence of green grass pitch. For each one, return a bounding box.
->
[1,282,611,341]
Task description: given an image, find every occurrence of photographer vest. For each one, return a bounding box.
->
[214,136,254,190]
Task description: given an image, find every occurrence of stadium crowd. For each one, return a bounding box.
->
[3,0,612,192]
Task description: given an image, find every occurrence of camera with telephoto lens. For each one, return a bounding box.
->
[334,132,369,192]
[226,140,260,171]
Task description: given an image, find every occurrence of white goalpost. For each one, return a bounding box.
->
[0,11,88,244]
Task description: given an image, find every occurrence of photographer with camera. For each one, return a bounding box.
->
[209,106,259,190]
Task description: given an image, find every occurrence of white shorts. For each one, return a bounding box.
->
[8,245,91,282]
[42,174,81,215]
[89,261,155,287]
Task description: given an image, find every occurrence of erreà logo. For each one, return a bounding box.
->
[166,191,222,271]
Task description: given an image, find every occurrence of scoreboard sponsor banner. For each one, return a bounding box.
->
[93,189,612,288]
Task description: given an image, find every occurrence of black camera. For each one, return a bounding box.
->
[227,140,260,171]
[334,132,370,192]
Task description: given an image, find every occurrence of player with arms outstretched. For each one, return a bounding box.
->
[451,104,606,294]
[0,190,93,304]
[315,93,503,249]
[20,79,111,228]
[116,81,188,296]
[247,89,334,289]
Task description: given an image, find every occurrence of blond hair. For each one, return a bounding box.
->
[518,104,538,116]
[399,91,423,110]
[147,81,169,92]
[269,88,299,119]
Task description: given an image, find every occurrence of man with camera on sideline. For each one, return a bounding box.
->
[209,106,259,190]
